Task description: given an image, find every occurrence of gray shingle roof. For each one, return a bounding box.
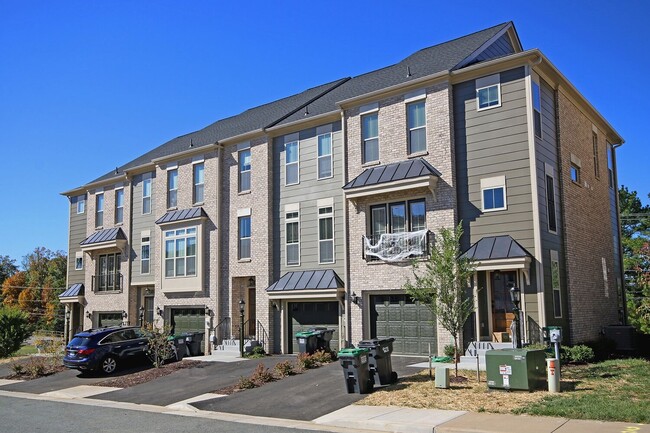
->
[59,283,84,298]
[80,22,511,188]
[155,207,207,225]
[343,158,441,190]
[462,235,531,261]
[80,227,127,246]
[266,269,344,292]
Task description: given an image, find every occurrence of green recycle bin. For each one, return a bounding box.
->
[295,330,320,354]
[338,347,373,394]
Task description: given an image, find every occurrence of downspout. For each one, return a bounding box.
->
[341,109,352,348]
[612,142,627,324]
[215,144,222,347]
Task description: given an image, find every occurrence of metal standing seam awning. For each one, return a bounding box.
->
[343,158,442,200]
[461,235,533,284]
[80,227,127,253]
[59,283,85,304]
[155,207,207,225]
[266,270,345,299]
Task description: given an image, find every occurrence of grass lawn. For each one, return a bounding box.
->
[15,345,38,356]
[359,358,650,424]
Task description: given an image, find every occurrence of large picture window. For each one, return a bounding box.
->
[164,227,197,278]
[369,199,426,241]
[95,253,121,292]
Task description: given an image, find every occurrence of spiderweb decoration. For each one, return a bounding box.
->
[364,229,429,262]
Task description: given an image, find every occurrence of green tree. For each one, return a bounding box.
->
[619,186,650,334]
[21,248,67,330]
[0,306,33,358]
[403,223,476,377]
[0,255,18,288]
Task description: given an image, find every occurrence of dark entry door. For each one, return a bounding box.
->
[491,271,516,333]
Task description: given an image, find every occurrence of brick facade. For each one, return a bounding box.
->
[556,90,620,343]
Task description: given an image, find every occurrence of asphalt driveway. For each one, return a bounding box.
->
[191,355,427,421]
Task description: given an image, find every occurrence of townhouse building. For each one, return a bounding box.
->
[61,22,625,357]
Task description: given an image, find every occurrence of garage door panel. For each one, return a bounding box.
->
[371,295,437,356]
[289,302,339,354]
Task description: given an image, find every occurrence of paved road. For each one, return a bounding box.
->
[0,395,337,433]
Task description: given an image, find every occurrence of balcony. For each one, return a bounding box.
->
[362,230,431,262]
[92,272,123,292]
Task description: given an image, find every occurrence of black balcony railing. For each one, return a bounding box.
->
[92,272,123,292]
[362,230,432,262]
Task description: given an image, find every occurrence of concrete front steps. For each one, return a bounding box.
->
[459,341,513,365]
[215,338,259,353]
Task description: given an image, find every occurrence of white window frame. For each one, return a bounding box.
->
[545,164,557,234]
[115,188,124,225]
[285,204,300,266]
[570,154,581,185]
[193,162,204,204]
[317,133,333,180]
[318,200,335,264]
[75,252,83,271]
[285,141,300,186]
[76,196,85,214]
[406,100,426,155]
[476,74,501,111]
[95,193,104,228]
[480,176,507,212]
[238,149,251,193]
[551,250,562,318]
[164,227,197,278]
[532,79,542,139]
[141,231,150,275]
[167,168,178,209]
[142,173,152,215]
[238,211,251,260]
[361,111,379,164]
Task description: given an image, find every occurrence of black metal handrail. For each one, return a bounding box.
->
[91,272,123,292]
[240,318,268,353]
[213,316,231,347]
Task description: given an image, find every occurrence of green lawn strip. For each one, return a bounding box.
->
[514,358,650,423]
[15,345,38,356]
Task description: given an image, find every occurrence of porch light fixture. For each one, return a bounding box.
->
[205,306,212,316]
[493,270,501,281]
[65,310,70,321]
[139,306,145,326]
[121,310,128,321]
[351,292,360,305]
[156,306,163,317]
[86,311,92,320]
[510,286,522,349]
[248,277,255,288]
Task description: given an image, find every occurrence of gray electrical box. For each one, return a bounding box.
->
[435,366,449,389]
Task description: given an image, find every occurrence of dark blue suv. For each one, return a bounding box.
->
[63,326,149,374]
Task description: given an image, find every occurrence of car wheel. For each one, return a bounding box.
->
[101,356,118,375]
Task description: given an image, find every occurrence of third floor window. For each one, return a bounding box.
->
[115,189,124,224]
[95,193,104,227]
[362,112,379,164]
[239,150,251,192]
[142,175,152,214]
[285,141,299,185]
[193,163,204,204]
[317,133,332,179]
[407,101,426,154]
[167,169,178,208]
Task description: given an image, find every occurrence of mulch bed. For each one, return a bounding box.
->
[96,360,203,388]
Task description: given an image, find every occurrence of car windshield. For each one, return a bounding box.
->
[68,337,92,347]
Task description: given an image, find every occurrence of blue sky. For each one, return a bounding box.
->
[1,0,648,266]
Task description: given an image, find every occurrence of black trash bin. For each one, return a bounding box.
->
[358,338,398,385]
[295,330,319,354]
[184,332,205,356]
[167,335,188,360]
[310,327,336,352]
[338,348,373,394]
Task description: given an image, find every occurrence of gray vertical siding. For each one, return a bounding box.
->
[272,121,345,279]
[67,195,87,282]
[535,80,568,329]
[454,67,535,255]
[474,33,515,63]
[130,171,156,283]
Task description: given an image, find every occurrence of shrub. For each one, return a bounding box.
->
[245,345,266,359]
[296,352,317,370]
[274,360,295,377]
[250,363,274,385]
[24,358,47,377]
[10,363,24,375]
[586,337,617,361]
[143,323,174,368]
[311,349,334,364]
[444,344,456,358]
[238,375,256,389]
[568,345,595,364]
[0,306,33,358]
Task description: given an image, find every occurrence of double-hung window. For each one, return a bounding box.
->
[551,250,562,318]
[115,188,124,224]
[75,252,83,271]
[476,74,501,110]
[76,196,85,214]
[607,143,614,189]
[167,168,178,208]
[480,176,507,212]
[317,133,333,179]
[285,141,299,185]
[164,227,197,277]
[142,174,152,214]
[532,80,542,138]
[407,101,426,154]
[141,233,150,275]
[96,253,120,291]
[369,199,426,244]
[318,206,334,264]
[545,165,557,233]
[592,132,600,179]
[239,150,251,192]
[238,216,251,260]
[285,209,300,266]
[95,193,104,227]
[361,112,379,163]
[193,162,204,204]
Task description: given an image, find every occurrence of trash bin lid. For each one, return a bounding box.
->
[295,330,319,337]
[358,337,395,347]
[337,347,369,357]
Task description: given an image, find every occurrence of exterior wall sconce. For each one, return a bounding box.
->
[272,301,279,310]
[205,306,212,317]
[121,310,128,320]
[139,306,145,326]
[351,292,360,305]
[86,311,92,320]
[156,306,163,317]
[248,277,255,288]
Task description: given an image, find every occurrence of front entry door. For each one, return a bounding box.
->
[491,271,517,334]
